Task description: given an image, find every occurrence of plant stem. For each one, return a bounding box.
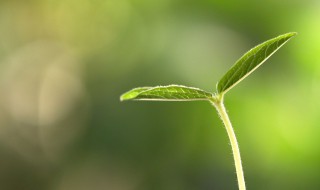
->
[211,97,246,190]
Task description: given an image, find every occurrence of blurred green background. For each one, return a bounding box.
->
[0,0,319,189]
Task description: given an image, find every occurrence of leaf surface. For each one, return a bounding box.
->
[120,85,212,101]
[217,32,297,94]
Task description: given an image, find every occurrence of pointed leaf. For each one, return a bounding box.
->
[217,32,297,94]
[120,87,153,101]
[120,85,213,101]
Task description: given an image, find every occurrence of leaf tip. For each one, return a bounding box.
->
[119,92,135,102]
[119,95,125,102]
[287,32,298,38]
[120,87,152,102]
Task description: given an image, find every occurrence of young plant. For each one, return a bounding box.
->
[120,32,297,190]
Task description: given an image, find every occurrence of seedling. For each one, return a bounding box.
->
[120,32,297,190]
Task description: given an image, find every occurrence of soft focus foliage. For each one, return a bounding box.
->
[0,0,319,190]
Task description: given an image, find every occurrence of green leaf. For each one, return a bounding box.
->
[217,32,297,94]
[120,85,213,101]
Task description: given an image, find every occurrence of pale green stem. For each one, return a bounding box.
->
[211,97,246,190]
